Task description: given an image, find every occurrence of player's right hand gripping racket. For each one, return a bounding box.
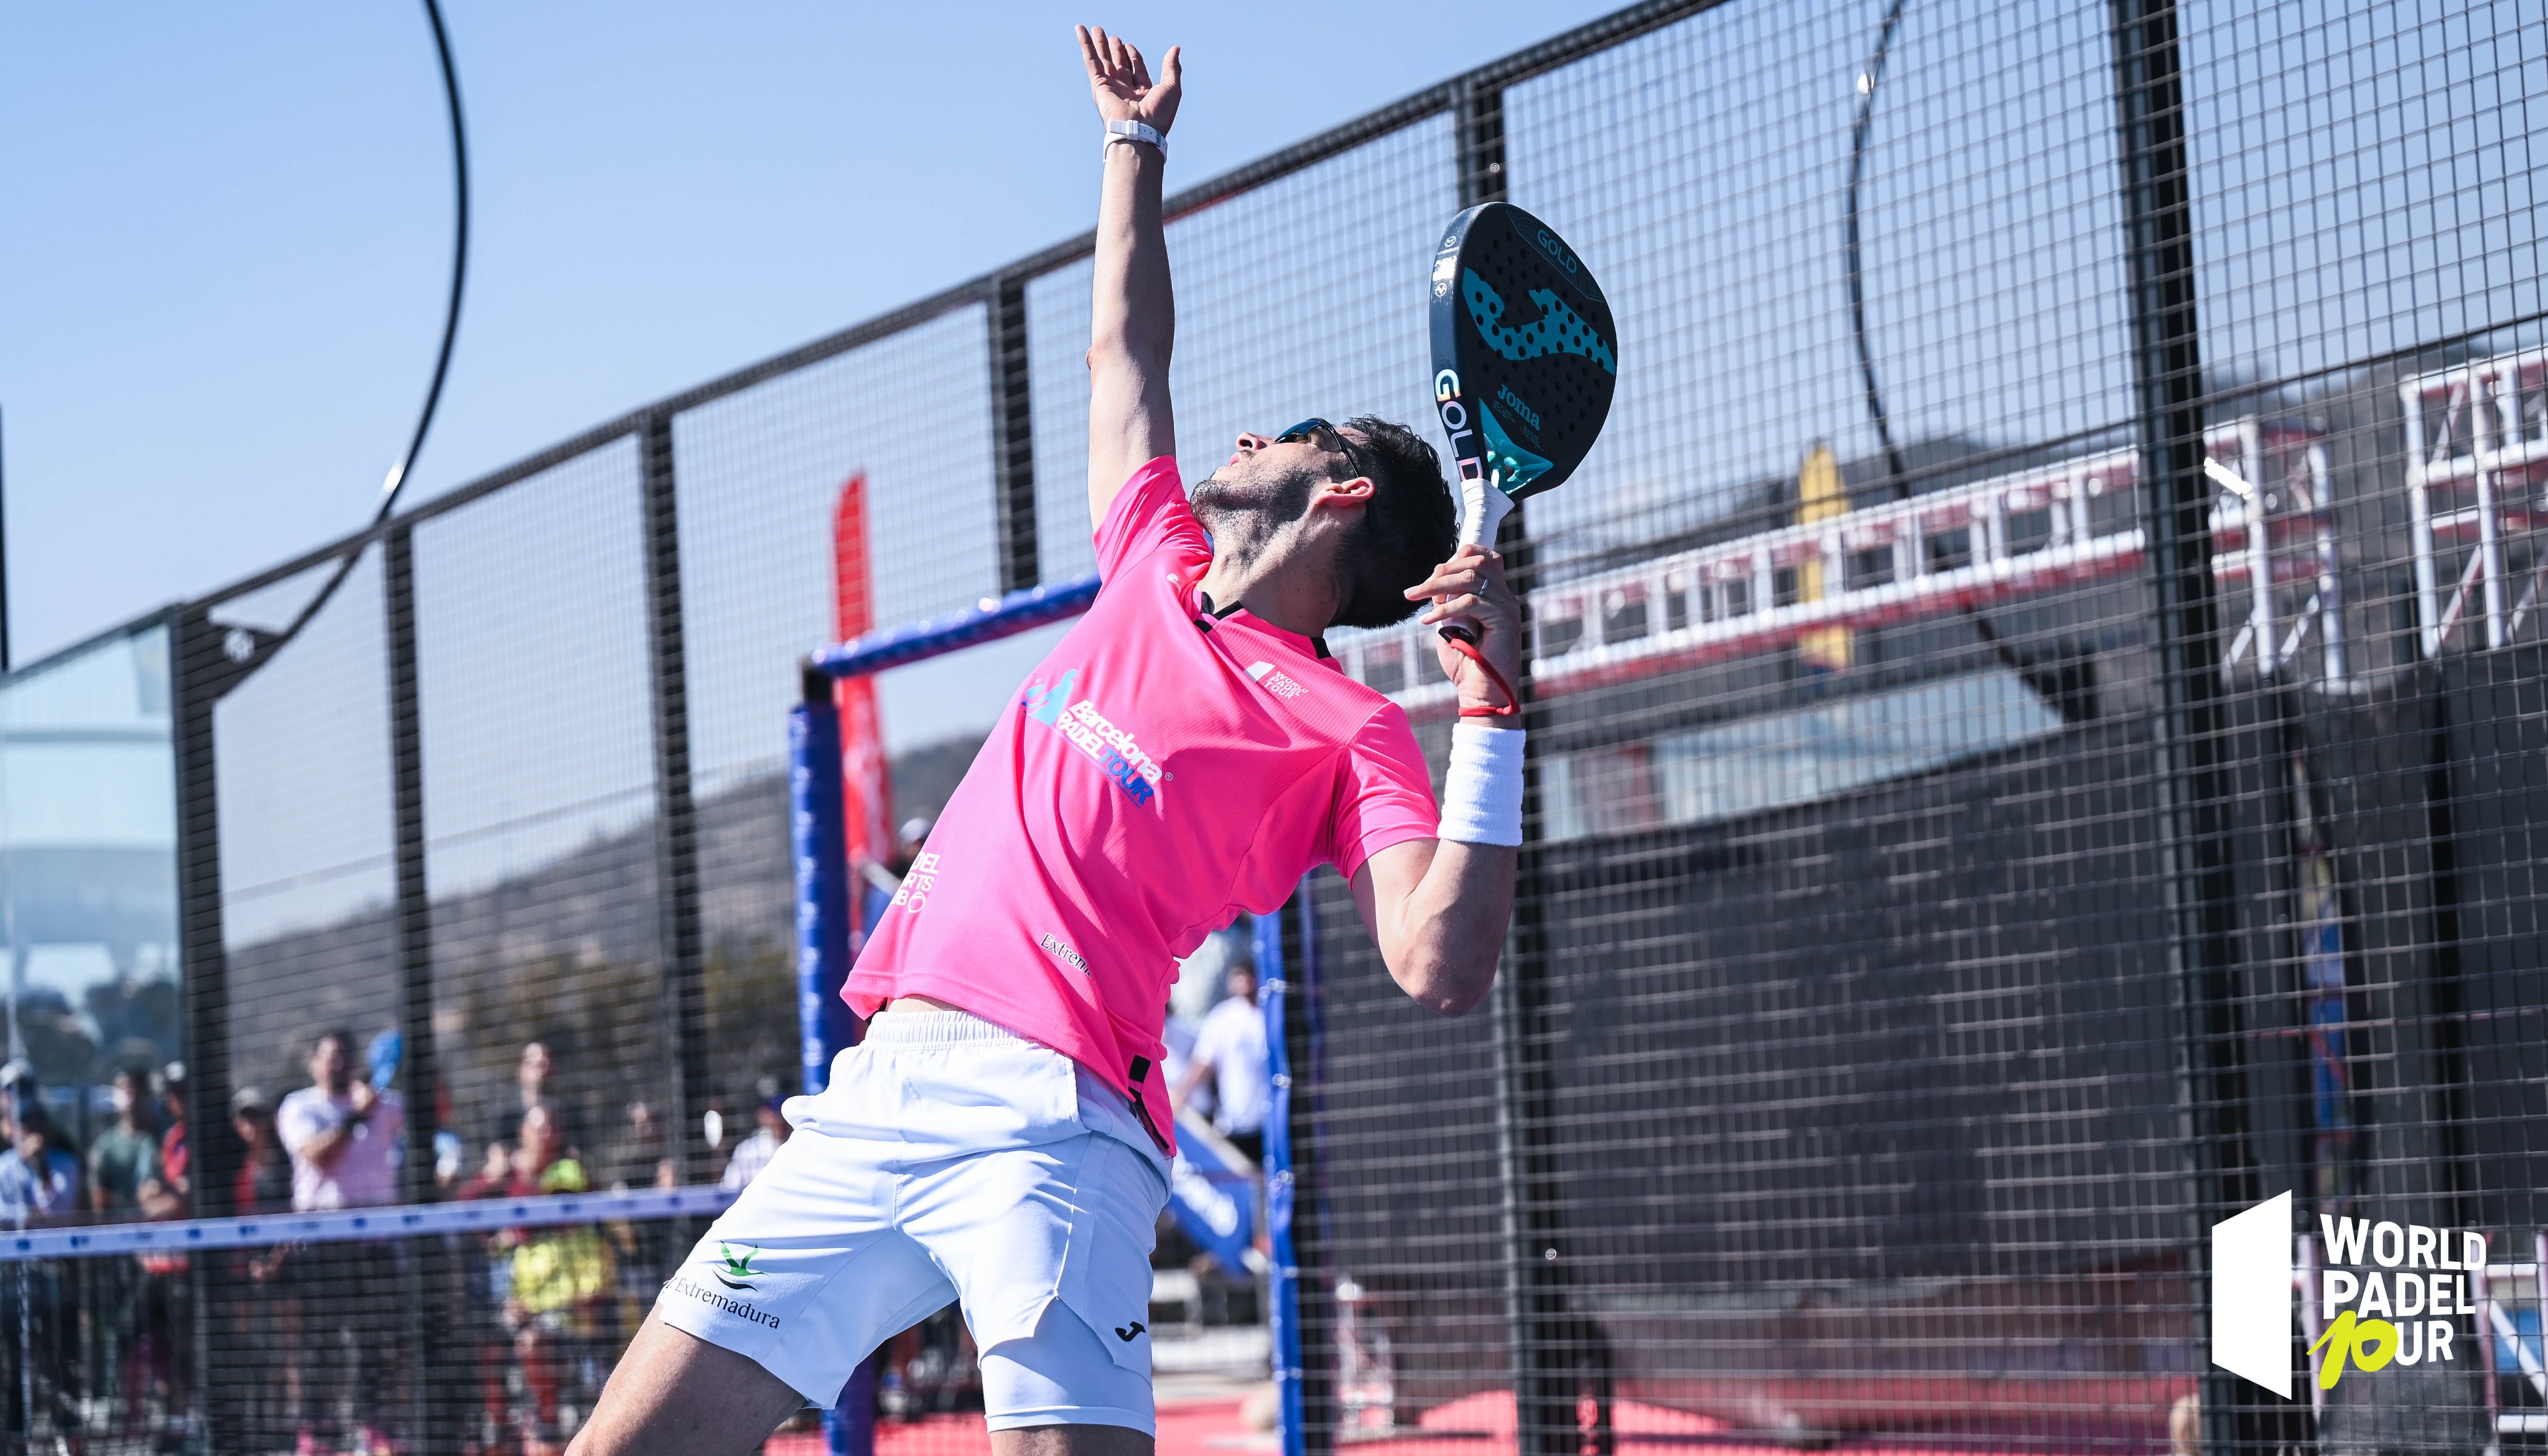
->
[1426,202,1619,711]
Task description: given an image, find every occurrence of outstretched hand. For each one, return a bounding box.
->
[1076,24,1182,136]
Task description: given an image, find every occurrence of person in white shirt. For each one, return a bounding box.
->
[274,1031,408,1456]
[718,1097,791,1191]
[1175,965,1270,1165]
[276,1030,406,1212]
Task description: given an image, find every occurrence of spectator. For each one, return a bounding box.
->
[279,1030,406,1212]
[598,1100,678,1333]
[597,1099,674,1194]
[717,1095,790,1190]
[226,1087,296,1451]
[88,1063,160,1217]
[1176,962,1271,1164]
[1161,999,1207,1127]
[453,1138,516,1446]
[276,1030,407,1456]
[230,1087,294,1222]
[498,1103,614,1455]
[138,1062,190,1218]
[492,1039,580,1159]
[129,1062,195,1447]
[1,1097,82,1226]
[1,1097,85,1445]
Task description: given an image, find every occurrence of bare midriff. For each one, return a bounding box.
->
[875,995,965,1018]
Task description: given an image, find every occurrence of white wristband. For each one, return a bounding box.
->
[1439,721,1525,847]
[1103,119,1166,157]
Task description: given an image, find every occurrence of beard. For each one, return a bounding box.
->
[1192,458,1318,539]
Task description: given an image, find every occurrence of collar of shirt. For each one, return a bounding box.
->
[1191,585,1337,667]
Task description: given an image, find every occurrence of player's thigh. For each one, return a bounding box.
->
[566,1309,806,1456]
[991,1423,1155,1456]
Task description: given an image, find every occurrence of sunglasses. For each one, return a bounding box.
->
[1273,418,1370,480]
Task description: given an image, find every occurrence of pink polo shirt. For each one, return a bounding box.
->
[845,457,1440,1150]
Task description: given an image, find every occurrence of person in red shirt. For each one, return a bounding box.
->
[574,27,1524,1456]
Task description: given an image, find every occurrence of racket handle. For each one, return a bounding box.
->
[1432,478,1518,710]
[1457,475,1513,551]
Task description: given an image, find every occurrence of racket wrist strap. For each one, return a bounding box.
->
[1441,721,1525,848]
[1103,119,1167,158]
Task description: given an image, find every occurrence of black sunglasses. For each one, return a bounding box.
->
[1274,418,1370,480]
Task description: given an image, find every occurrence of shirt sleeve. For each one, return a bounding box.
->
[1327,707,1442,882]
[274,1094,327,1157]
[1093,457,1210,583]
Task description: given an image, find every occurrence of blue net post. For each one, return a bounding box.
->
[791,665,861,1097]
[790,664,876,1455]
[1259,889,1310,1456]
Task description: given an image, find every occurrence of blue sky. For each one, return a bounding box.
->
[0,1,1619,667]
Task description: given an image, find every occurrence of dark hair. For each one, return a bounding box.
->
[310,1029,356,1062]
[1332,417,1457,629]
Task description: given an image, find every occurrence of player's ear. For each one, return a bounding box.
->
[1317,475,1376,510]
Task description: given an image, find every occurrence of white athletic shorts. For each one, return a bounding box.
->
[656,1009,1172,1432]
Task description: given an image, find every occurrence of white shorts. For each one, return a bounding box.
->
[656,1010,1172,1432]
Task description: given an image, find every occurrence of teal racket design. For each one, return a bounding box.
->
[1426,203,1619,701]
[1430,202,1619,549]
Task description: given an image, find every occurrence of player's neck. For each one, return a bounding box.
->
[1197,538,1340,642]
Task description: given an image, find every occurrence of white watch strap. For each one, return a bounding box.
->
[1104,119,1166,157]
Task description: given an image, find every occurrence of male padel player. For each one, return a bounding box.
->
[570,26,1526,1456]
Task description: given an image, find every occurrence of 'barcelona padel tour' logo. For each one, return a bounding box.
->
[1023,669,1165,807]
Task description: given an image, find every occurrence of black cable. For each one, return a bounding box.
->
[1843,0,1911,494]
[234,0,467,673]
[1839,0,2078,715]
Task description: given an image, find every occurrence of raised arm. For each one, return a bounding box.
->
[1349,544,1527,1016]
[1077,24,1182,526]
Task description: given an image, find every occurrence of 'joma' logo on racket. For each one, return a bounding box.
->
[1495,384,1541,431]
[1464,269,1617,375]
[712,1243,761,1292]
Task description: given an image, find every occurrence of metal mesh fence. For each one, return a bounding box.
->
[5,0,2547,1452]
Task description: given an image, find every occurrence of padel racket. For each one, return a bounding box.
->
[1426,202,1619,706]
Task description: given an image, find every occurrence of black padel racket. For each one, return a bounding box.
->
[1426,203,1619,706]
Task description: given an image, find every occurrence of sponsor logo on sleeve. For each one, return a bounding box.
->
[1245,661,1306,700]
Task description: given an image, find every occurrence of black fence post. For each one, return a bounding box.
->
[990,274,1040,595]
[171,605,243,1453]
[2106,3,2272,1450]
[383,527,458,1455]
[639,413,710,1184]
[1461,74,1616,1456]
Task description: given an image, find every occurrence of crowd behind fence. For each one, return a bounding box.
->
[4,0,2547,1452]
